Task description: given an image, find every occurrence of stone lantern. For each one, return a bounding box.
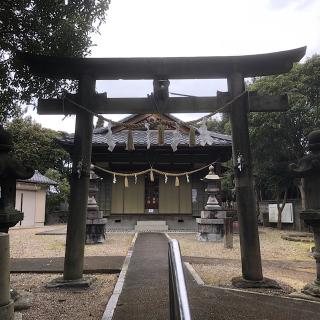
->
[290,129,320,299]
[204,166,222,211]
[85,167,107,244]
[0,126,33,320]
[0,127,34,233]
[196,165,225,241]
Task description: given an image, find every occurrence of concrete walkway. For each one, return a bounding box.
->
[111,233,320,320]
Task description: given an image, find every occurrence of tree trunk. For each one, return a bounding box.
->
[276,189,288,229]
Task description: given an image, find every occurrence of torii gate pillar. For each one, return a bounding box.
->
[228,73,263,282]
[63,75,95,281]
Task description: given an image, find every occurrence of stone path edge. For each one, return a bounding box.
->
[101,232,138,320]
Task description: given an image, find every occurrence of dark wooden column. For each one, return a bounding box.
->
[227,72,263,281]
[64,75,95,280]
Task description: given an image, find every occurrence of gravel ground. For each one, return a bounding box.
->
[193,262,314,294]
[172,227,316,294]
[172,227,314,261]
[9,225,134,258]
[8,226,133,319]
[11,273,117,320]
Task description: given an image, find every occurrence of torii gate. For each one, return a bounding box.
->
[17,46,306,286]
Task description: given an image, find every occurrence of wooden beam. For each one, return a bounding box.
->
[217,92,289,112]
[90,148,232,164]
[17,47,306,80]
[38,92,288,115]
[91,153,218,163]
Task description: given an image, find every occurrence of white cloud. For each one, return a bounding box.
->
[31,0,320,131]
[91,0,320,58]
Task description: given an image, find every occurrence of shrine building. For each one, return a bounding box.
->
[59,113,232,230]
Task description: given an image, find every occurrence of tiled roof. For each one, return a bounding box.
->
[19,170,58,185]
[60,128,231,148]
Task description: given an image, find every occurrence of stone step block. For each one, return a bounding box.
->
[136,220,167,226]
[134,225,169,231]
[135,220,168,231]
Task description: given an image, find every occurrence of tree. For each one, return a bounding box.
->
[248,55,320,228]
[45,168,70,215]
[0,1,111,123]
[4,116,70,174]
[206,114,231,134]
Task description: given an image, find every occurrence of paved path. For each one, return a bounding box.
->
[112,233,169,320]
[112,233,320,320]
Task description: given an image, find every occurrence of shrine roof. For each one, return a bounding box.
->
[18,170,58,185]
[59,127,231,149]
[16,47,306,80]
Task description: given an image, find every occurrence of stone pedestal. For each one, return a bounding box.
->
[0,233,14,320]
[86,196,107,244]
[85,169,107,244]
[300,213,320,298]
[197,211,225,241]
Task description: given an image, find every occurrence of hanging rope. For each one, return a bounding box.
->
[59,90,247,151]
[93,162,216,178]
[61,89,248,129]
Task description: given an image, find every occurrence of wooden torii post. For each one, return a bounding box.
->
[17,47,306,285]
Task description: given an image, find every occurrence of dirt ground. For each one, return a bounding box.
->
[171,227,316,293]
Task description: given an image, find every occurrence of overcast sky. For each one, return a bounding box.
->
[30,0,320,132]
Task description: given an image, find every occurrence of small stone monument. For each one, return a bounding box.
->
[196,165,225,241]
[290,130,320,299]
[86,168,107,244]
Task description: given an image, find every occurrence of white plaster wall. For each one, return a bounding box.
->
[15,183,47,228]
[34,189,46,226]
[15,189,36,227]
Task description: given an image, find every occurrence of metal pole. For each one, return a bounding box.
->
[64,75,95,280]
[227,73,263,281]
[0,233,14,320]
[168,239,191,320]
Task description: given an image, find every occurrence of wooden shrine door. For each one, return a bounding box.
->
[144,176,159,213]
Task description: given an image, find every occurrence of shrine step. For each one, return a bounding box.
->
[134,221,168,232]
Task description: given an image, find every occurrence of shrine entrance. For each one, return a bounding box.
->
[144,176,159,213]
[17,46,306,285]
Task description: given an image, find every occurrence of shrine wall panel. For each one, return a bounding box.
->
[179,179,192,214]
[159,177,180,214]
[123,176,144,214]
[111,176,124,214]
